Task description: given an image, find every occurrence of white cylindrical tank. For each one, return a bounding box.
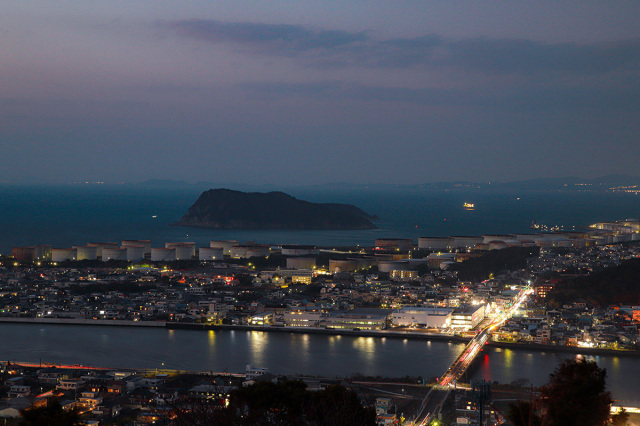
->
[165,242,195,257]
[488,241,507,250]
[51,248,77,262]
[613,234,632,243]
[483,235,511,244]
[102,248,127,261]
[210,240,239,255]
[73,246,98,261]
[199,247,224,261]
[377,260,408,273]
[126,245,146,261]
[281,245,319,256]
[151,248,176,262]
[375,238,414,251]
[286,257,316,269]
[418,237,452,250]
[246,247,270,258]
[328,259,358,273]
[87,242,119,258]
[173,245,194,260]
[451,236,483,249]
[122,240,151,256]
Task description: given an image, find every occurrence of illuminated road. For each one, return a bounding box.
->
[411,288,533,425]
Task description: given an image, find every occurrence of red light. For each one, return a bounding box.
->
[463,287,468,292]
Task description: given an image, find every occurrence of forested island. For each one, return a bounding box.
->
[174,188,378,229]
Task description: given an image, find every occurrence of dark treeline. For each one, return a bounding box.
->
[452,247,540,281]
[548,258,640,307]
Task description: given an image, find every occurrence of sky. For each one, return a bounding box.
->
[1,1,640,185]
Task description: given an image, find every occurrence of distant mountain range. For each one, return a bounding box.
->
[174,189,378,230]
[135,175,640,192]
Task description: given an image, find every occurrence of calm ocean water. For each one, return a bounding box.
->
[1,185,639,253]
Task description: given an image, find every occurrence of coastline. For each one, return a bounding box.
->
[2,317,638,358]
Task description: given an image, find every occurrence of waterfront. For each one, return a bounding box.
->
[1,323,638,403]
[1,185,639,253]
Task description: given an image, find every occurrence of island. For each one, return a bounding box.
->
[173,188,378,229]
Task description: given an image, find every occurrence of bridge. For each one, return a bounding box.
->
[410,288,533,425]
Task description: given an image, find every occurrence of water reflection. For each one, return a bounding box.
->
[248,331,267,366]
[0,324,636,401]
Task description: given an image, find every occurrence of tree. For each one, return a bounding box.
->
[539,358,612,426]
[611,408,629,426]
[506,401,541,426]
[19,400,80,426]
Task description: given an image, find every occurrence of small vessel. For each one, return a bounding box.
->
[463,202,475,210]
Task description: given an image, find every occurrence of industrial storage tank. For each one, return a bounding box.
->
[34,245,52,261]
[151,248,176,262]
[418,237,452,250]
[165,242,196,258]
[451,236,484,250]
[328,259,358,273]
[482,235,511,244]
[374,238,414,251]
[87,242,119,258]
[126,245,146,261]
[12,247,35,262]
[377,260,409,273]
[281,245,319,256]
[230,244,270,259]
[613,234,632,243]
[51,248,77,262]
[286,257,316,269]
[73,246,98,261]
[122,240,151,256]
[199,247,224,261]
[245,247,271,258]
[210,240,239,255]
[102,248,127,261]
[488,241,507,250]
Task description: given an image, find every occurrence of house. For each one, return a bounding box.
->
[8,384,31,398]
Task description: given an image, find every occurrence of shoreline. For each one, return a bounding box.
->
[1,317,638,357]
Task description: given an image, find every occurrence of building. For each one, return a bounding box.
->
[392,307,453,328]
[325,309,391,330]
[284,308,324,327]
[451,305,486,330]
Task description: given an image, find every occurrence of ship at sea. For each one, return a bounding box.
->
[463,202,475,210]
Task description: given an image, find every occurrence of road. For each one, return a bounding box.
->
[410,287,533,425]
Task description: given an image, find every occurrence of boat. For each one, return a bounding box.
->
[463,202,475,210]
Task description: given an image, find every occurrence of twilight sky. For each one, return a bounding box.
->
[2,1,639,185]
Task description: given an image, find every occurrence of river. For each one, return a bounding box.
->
[1,323,638,404]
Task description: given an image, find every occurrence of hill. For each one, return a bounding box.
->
[547,258,640,307]
[174,189,378,229]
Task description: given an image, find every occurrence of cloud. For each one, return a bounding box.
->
[159,19,640,76]
[447,37,640,74]
[160,19,366,54]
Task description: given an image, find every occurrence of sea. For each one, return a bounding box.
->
[1,184,639,253]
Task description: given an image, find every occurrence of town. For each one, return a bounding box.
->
[1,219,639,425]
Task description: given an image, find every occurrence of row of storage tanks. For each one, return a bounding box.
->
[418,232,640,251]
[45,240,320,263]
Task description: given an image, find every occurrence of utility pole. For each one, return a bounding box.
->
[471,379,491,426]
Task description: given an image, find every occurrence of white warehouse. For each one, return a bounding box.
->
[392,307,453,328]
